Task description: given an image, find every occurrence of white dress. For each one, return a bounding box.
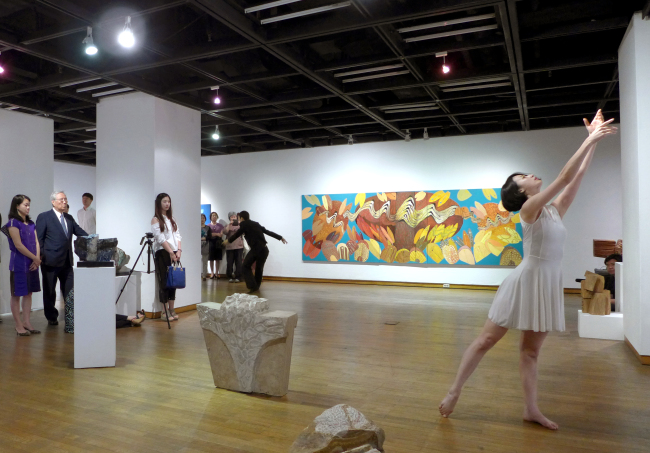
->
[488,205,567,332]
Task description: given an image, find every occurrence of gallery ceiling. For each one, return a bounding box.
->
[0,0,647,164]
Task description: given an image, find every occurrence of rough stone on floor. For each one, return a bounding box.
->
[197,293,298,396]
[290,404,385,453]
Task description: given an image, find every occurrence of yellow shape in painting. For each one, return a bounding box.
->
[437,191,451,207]
[497,227,522,244]
[410,249,427,263]
[473,241,490,263]
[355,193,366,207]
[328,255,338,262]
[475,229,492,245]
[512,213,520,223]
[487,239,505,256]
[377,192,388,202]
[483,188,497,200]
[304,195,320,206]
[458,247,476,265]
[429,190,445,203]
[427,243,444,263]
[415,191,427,202]
[368,239,382,259]
[338,198,348,215]
[498,200,505,211]
[301,207,313,219]
[457,189,472,201]
[322,196,329,210]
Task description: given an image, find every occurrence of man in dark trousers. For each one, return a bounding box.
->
[223,211,287,292]
[36,191,88,331]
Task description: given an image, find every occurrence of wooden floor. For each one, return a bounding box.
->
[0,280,648,453]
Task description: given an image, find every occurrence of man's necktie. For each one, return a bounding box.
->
[60,214,68,236]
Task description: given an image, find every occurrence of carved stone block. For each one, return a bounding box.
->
[290,404,385,453]
[197,294,298,396]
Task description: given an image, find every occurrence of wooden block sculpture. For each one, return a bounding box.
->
[197,294,298,396]
[582,271,611,315]
[290,404,385,453]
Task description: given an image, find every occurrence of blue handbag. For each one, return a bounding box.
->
[166,261,186,289]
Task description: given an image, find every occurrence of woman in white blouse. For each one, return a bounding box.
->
[151,193,182,321]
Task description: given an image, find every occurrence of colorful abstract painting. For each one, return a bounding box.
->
[302,189,524,266]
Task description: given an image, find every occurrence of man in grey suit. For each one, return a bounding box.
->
[36,191,87,332]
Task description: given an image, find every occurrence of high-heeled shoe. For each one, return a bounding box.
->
[25,328,41,334]
[16,329,30,336]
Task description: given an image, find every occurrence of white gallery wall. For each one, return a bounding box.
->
[96,92,201,311]
[619,12,650,356]
[0,110,54,314]
[201,126,622,288]
[53,161,96,225]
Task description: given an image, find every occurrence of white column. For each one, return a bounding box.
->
[0,110,53,314]
[619,12,650,358]
[96,92,201,313]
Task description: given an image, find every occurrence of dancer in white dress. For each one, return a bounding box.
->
[438,111,618,430]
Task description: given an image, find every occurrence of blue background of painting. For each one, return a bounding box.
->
[302,190,523,265]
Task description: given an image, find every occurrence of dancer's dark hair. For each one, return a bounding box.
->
[501,173,528,212]
[238,211,250,221]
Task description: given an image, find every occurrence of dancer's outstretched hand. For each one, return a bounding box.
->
[587,118,617,143]
[584,109,606,134]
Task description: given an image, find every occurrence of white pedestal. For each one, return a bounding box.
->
[115,271,141,316]
[140,271,159,313]
[74,265,116,368]
[615,262,623,314]
[578,310,624,341]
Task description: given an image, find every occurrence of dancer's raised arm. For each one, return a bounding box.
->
[550,111,610,218]
[519,114,616,223]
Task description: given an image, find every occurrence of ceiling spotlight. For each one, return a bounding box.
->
[213,86,221,104]
[437,51,450,74]
[0,51,4,74]
[118,16,135,48]
[83,27,98,55]
[423,128,429,140]
[405,130,411,142]
[212,125,220,140]
[348,135,353,145]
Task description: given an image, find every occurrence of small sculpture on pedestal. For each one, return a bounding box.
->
[74,235,130,271]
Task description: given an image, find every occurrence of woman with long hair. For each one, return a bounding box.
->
[151,193,182,321]
[207,212,224,279]
[438,111,618,430]
[4,195,41,336]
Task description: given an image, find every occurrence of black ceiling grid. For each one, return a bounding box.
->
[0,0,641,164]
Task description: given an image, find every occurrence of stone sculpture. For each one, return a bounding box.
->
[198,293,298,396]
[74,236,129,271]
[290,404,385,453]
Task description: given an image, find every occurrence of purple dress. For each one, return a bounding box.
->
[5,218,41,297]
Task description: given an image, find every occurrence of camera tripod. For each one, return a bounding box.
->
[115,233,172,329]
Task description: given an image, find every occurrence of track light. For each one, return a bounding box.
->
[83,27,98,55]
[423,128,429,140]
[118,16,135,48]
[348,135,353,145]
[0,51,4,74]
[405,130,411,142]
[437,51,450,74]
[212,126,220,140]
[212,86,221,104]
[260,1,351,25]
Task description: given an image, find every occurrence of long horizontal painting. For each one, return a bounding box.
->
[302,189,523,266]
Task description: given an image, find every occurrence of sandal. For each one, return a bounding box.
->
[131,310,146,326]
[171,310,179,321]
[25,328,41,334]
[16,329,30,336]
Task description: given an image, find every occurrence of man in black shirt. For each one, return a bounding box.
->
[223,211,287,292]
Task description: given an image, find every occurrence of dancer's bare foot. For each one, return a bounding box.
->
[523,408,558,430]
[439,392,459,418]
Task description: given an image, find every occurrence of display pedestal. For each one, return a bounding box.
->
[578,310,624,341]
[140,272,159,313]
[115,271,141,316]
[74,265,116,368]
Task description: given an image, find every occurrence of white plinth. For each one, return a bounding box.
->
[115,271,141,316]
[578,310,624,341]
[140,271,159,313]
[74,265,116,368]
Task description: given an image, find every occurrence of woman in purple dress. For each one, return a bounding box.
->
[5,195,42,336]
